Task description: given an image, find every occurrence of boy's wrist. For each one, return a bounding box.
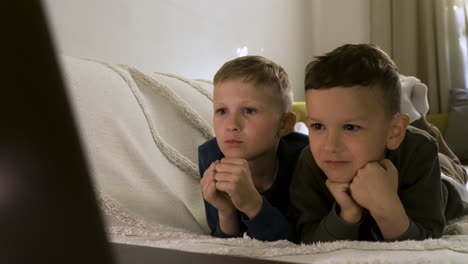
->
[218,207,237,216]
[369,195,410,240]
[218,210,240,236]
[339,206,363,224]
[240,194,263,219]
[367,192,400,218]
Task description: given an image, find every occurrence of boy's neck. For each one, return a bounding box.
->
[249,154,279,193]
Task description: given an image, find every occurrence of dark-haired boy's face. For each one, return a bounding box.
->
[305,86,393,183]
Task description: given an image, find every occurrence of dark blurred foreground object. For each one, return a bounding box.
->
[0,1,114,263]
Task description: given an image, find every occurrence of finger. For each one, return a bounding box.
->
[201,175,215,190]
[208,160,219,172]
[326,179,350,187]
[202,161,218,181]
[200,172,212,185]
[349,180,356,193]
[202,180,217,199]
[201,164,217,184]
[219,157,248,166]
[214,172,236,183]
[378,159,397,173]
[215,162,246,175]
[340,183,351,192]
[215,181,232,194]
[362,160,381,169]
[202,180,212,194]
[326,179,350,191]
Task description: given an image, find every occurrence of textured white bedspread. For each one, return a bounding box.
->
[103,193,468,264]
[108,219,468,263]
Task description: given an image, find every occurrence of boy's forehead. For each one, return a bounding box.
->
[307,85,385,101]
[214,79,279,98]
[306,86,387,117]
[215,77,272,90]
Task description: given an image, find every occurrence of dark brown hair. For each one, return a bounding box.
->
[214,55,293,112]
[305,44,401,117]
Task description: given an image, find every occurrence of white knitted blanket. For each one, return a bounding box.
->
[63,55,213,234]
[104,193,468,264]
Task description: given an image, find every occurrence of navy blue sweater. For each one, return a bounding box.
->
[198,132,308,242]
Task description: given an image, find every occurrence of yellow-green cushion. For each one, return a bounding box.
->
[292,102,307,124]
[292,102,448,135]
[426,114,448,136]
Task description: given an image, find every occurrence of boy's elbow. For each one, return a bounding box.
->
[402,220,445,241]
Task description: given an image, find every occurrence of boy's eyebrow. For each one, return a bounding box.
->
[215,99,265,106]
[307,116,369,123]
[307,116,321,122]
[342,116,369,122]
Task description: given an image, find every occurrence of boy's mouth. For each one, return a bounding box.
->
[324,160,350,168]
[225,139,242,145]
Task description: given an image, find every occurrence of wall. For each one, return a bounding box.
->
[44,0,370,101]
[308,0,370,58]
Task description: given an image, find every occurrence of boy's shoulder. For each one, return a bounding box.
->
[404,125,438,147]
[279,132,309,153]
[281,132,309,147]
[277,132,309,163]
[389,125,438,166]
[198,137,218,150]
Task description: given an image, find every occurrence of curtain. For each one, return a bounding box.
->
[371,0,468,114]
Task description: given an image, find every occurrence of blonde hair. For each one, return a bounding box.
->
[213,55,293,113]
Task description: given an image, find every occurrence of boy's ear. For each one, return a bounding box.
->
[386,113,410,150]
[279,112,296,137]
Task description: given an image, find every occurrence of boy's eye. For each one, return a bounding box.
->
[343,124,361,131]
[215,108,227,115]
[310,123,324,130]
[242,107,257,114]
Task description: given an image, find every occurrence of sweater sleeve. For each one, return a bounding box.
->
[240,196,292,241]
[384,138,446,241]
[311,203,363,242]
[204,200,243,238]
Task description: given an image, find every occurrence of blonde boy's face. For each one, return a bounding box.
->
[213,78,283,161]
[305,86,393,183]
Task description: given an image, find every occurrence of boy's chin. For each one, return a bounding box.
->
[224,154,244,159]
[325,173,355,184]
[221,151,245,159]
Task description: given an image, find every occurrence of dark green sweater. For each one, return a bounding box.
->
[290,126,466,243]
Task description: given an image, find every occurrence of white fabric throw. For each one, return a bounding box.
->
[61,56,212,234]
[400,75,430,123]
[107,201,468,264]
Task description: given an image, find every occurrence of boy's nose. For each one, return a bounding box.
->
[226,113,241,131]
[323,132,341,153]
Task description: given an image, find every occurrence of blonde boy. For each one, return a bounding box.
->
[291,44,468,243]
[198,56,308,241]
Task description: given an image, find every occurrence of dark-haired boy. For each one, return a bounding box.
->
[291,44,468,243]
